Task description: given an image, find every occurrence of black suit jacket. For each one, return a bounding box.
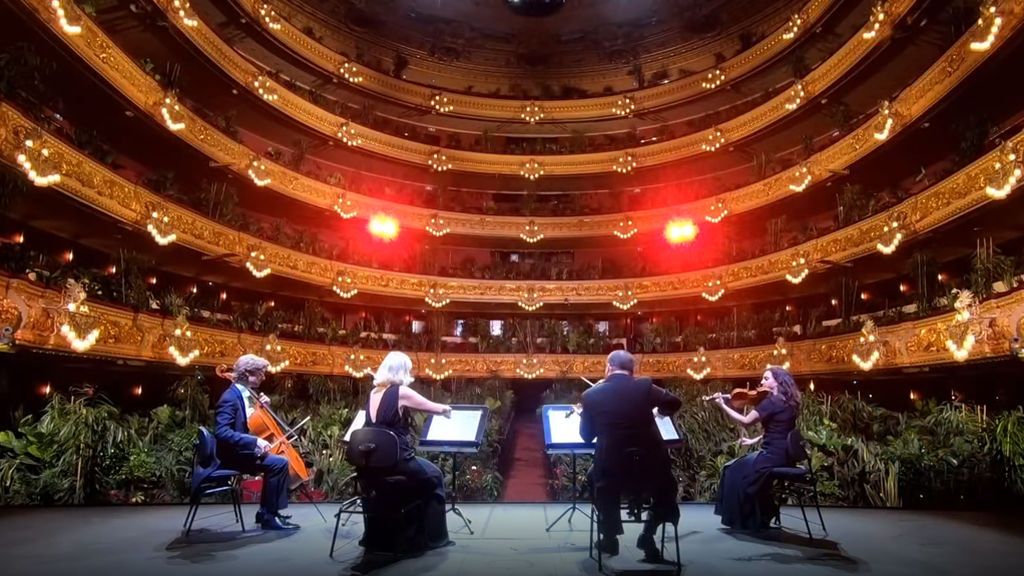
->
[579,373,682,479]
[214,384,258,459]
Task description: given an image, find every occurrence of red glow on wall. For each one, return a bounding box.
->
[368,213,400,241]
[664,218,699,245]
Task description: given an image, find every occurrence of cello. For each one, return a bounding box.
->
[215,364,312,490]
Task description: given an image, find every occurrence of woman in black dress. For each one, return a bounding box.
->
[712,366,801,530]
[362,351,453,553]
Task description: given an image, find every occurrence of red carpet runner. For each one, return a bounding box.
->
[500,414,551,502]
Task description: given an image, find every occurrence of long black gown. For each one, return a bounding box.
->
[714,393,798,530]
[361,384,450,553]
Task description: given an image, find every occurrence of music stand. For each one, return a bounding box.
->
[542,404,595,531]
[418,404,490,534]
[336,409,368,526]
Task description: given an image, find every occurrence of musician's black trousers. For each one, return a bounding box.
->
[223,453,290,513]
[592,471,679,539]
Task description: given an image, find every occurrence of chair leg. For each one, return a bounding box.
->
[812,484,827,534]
[797,492,812,540]
[588,505,595,561]
[184,501,198,536]
[330,505,344,559]
[672,522,681,575]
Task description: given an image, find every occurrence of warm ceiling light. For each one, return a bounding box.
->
[332,271,358,298]
[613,151,637,174]
[701,68,726,90]
[248,157,271,186]
[788,162,812,192]
[344,352,374,377]
[428,150,452,172]
[339,60,364,83]
[173,0,199,27]
[424,355,453,380]
[705,199,728,223]
[160,93,186,131]
[259,2,282,30]
[782,13,803,40]
[784,80,806,111]
[520,220,544,243]
[253,75,279,102]
[518,287,544,311]
[686,347,711,381]
[425,284,450,308]
[425,213,450,237]
[147,209,177,245]
[786,256,809,284]
[264,335,290,374]
[613,284,638,310]
[50,0,82,35]
[612,95,635,116]
[851,320,881,371]
[664,218,699,245]
[970,4,1002,52]
[333,191,357,218]
[873,100,895,140]
[515,356,544,379]
[368,213,400,241]
[862,1,887,40]
[520,159,544,180]
[16,139,61,187]
[701,127,725,152]
[701,278,725,302]
[168,319,201,367]
[614,217,637,239]
[876,221,903,254]
[521,101,544,123]
[429,92,453,113]
[338,121,362,146]
[984,141,1021,199]
[245,250,272,278]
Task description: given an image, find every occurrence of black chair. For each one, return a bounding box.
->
[768,429,827,539]
[589,448,681,575]
[330,427,424,558]
[182,426,244,536]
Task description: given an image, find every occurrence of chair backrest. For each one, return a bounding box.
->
[196,426,218,469]
[787,428,810,466]
[346,427,401,470]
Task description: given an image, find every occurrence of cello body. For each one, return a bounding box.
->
[247,404,311,490]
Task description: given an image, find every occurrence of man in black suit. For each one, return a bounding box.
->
[214,354,298,531]
[580,350,681,559]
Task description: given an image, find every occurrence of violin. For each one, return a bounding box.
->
[216,364,312,490]
[703,386,772,409]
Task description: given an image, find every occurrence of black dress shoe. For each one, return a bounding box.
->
[636,533,663,562]
[596,537,619,556]
[256,510,293,524]
[260,515,300,531]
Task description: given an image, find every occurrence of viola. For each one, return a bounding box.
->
[216,365,312,490]
[703,386,772,409]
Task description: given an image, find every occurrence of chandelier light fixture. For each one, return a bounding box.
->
[786,255,809,284]
[344,351,374,377]
[172,0,199,27]
[264,334,291,373]
[15,138,62,187]
[332,270,358,298]
[701,127,726,152]
[253,75,279,102]
[518,287,544,311]
[520,159,544,181]
[258,2,282,30]
[146,209,177,245]
[701,277,725,302]
[945,290,978,362]
[425,213,451,237]
[50,0,82,35]
[516,356,544,379]
[984,141,1021,199]
[875,220,903,254]
[612,284,638,310]
[705,199,729,223]
[59,280,100,353]
[429,92,453,113]
[425,284,450,308]
[612,95,636,117]
[245,250,272,278]
[333,191,357,218]
[160,93,187,131]
[970,3,1003,52]
[784,80,806,111]
[247,156,271,186]
[851,319,882,371]
[686,347,711,380]
[613,216,638,239]
[339,60,364,83]
[520,220,544,243]
[873,100,895,140]
[788,162,812,192]
[424,354,453,380]
[337,121,362,146]
[701,68,726,90]
[428,150,452,172]
[862,1,887,40]
[782,13,804,40]
[168,316,201,367]
[520,101,545,123]
[767,337,791,370]
[613,151,637,174]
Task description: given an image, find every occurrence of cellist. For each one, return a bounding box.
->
[214,353,299,531]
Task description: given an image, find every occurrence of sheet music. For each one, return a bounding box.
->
[423,409,483,443]
[344,409,366,442]
[654,413,680,441]
[545,407,591,445]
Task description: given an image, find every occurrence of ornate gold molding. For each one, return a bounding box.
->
[147,0,912,174]
[234,0,835,121]
[2,273,1019,378]
[14,0,1020,238]
[2,103,1021,303]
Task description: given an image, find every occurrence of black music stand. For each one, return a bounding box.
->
[542,405,595,531]
[418,404,490,535]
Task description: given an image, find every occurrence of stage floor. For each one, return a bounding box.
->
[1,502,1022,575]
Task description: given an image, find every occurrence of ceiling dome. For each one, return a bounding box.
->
[505,0,566,18]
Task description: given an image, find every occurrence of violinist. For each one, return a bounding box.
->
[214,354,298,531]
[710,366,801,531]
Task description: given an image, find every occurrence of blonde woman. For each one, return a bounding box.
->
[361,351,453,552]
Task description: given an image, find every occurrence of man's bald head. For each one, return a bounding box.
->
[606,350,635,374]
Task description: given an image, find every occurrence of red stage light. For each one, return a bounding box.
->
[664,218,699,245]
[368,213,400,241]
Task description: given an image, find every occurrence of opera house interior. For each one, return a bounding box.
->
[1,0,1023,574]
